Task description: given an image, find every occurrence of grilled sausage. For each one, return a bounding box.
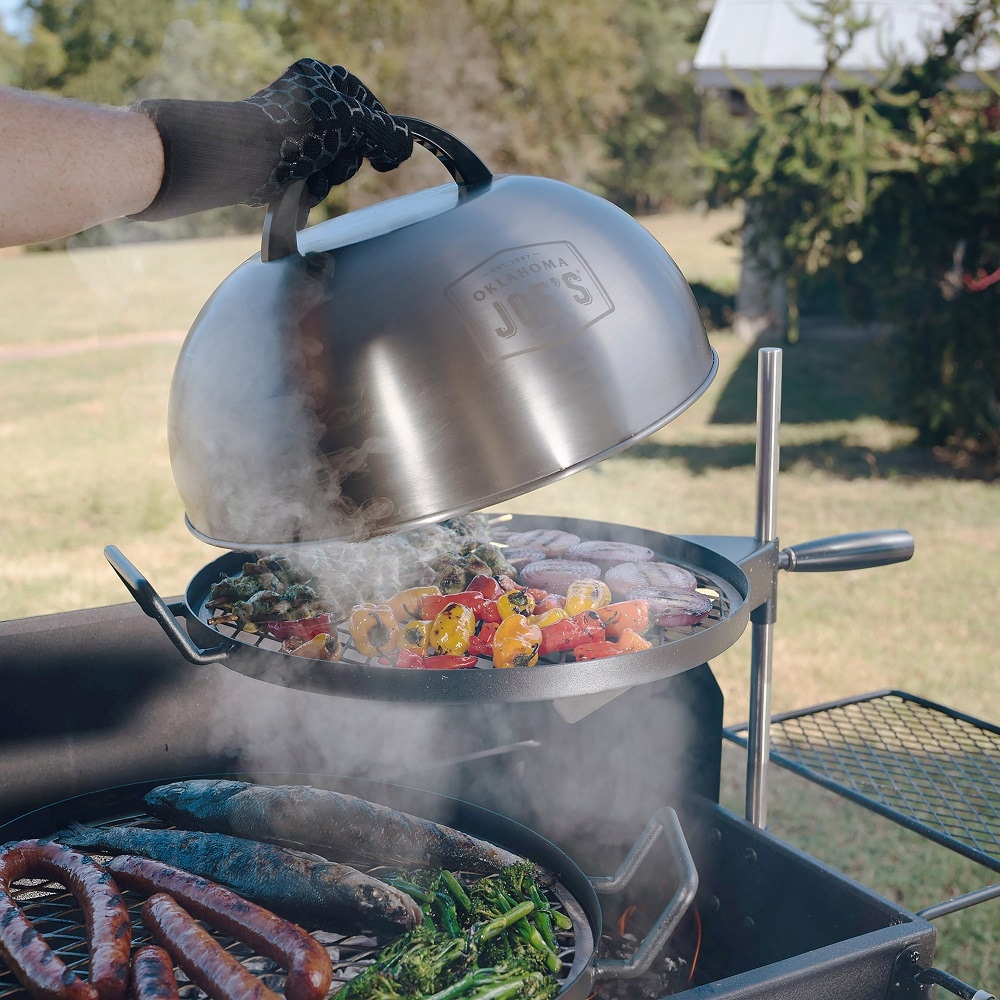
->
[128,946,179,1000]
[106,856,331,1000]
[0,839,131,1000]
[140,894,281,1000]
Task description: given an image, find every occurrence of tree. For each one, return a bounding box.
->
[598,0,739,213]
[706,0,1000,464]
[705,0,913,343]
[855,1,1000,461]
[281,0,637,201]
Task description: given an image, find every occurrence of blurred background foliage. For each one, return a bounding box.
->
[0,0,997,462]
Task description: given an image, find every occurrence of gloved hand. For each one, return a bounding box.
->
[130,59,413,222]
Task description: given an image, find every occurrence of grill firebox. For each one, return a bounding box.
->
[0,565,936,1000]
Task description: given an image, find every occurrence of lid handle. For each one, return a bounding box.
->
[262,116,493,262]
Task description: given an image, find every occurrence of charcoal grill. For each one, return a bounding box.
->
[0,775,707,1000]
[2,348,997,1000]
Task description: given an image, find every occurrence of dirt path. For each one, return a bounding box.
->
[0,329,186,361]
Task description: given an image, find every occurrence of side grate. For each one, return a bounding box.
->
[724,690,1000,873]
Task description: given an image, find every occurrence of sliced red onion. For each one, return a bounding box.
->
[519,559,601,595]
[499,545,547,570]
[499,529,581,557]
[605,561,698,599]
[564,540,655,574]
[626,585,714,627]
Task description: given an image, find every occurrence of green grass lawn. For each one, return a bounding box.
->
[0,218,996,989]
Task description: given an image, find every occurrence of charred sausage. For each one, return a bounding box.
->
[0,839,131,1000]
[140,894,281,1000]
[128,946,179,1000]
[106,856,331,1000]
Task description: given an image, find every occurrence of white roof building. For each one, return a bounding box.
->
[693,0,999,89]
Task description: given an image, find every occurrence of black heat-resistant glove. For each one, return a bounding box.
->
[130,59,413,222]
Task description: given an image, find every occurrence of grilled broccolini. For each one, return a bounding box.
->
[342,864,563,999]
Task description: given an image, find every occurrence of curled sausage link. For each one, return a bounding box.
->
[128,946,179,1000]
[106,856,331,1000]
[141,894,281,1000]
[0,839,131,1000]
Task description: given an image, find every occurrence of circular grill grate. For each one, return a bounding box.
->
[199,571,732,667]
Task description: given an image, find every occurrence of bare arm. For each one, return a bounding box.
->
[0,65,412,248]
[0,88,164,247]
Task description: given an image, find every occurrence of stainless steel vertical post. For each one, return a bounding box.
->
[746,347,782,828]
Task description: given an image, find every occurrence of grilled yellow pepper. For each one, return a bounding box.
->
[399,619,430,653]
[492,614,542,669]
[348,603,400,657]
[530,607,569,628]
[497,589,536,619]
[564,578,612,616]
[429,602,476,655]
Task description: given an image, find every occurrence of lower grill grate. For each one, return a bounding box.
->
[725,689,1000,872]
[0,813,583,1000]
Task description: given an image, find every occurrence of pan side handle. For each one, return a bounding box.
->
[588,807,699,982]
[104,545,232,666]
[779,529,914,572]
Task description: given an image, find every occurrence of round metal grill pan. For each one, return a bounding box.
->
[179,515,750,703]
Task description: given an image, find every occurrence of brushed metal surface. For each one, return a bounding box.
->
[170,162,715,547]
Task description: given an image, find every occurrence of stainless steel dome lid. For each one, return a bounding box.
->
[168,119,718,547]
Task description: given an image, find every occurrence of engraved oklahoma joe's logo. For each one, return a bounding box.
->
[446,241,614,362]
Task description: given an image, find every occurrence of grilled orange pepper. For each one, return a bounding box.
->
[564,578,612,616]
[399,619,430,653]
[497,589,536,619]
[429,602,476,655]
[386,585,441,623]
[492,614,542,669]
[348,603,400,657]
[616,628,653,653]
[594,600,650,639]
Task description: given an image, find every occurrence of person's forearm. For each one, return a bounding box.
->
[0,88,164,247]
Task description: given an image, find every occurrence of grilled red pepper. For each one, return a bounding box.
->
[571,639,623,661]
[466,575,505,601]
[538,610,606,656]
[263,613,336,642]
[395,649,478,670]
[419,591,499,622]
[468,621,499,657]
[532,592,566,614]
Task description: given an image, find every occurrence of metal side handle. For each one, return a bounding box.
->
[104,545,232,665]
[589,807,698,982]
[779,529,914,572]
